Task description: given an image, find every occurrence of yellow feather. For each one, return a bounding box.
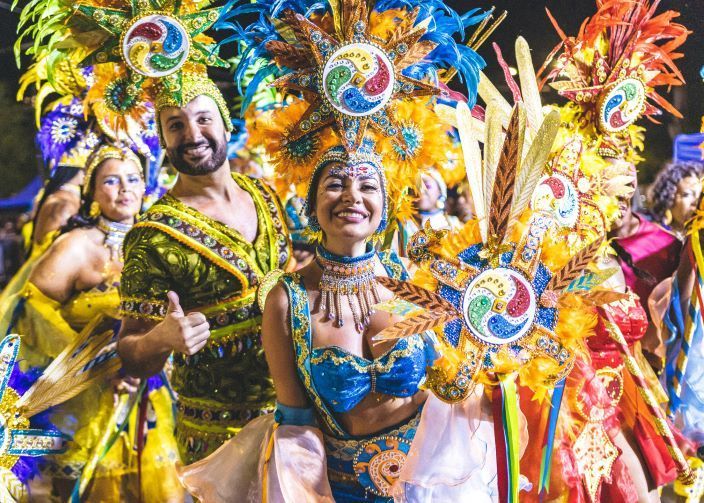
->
[17,316,120,417]
[515,37,542,143]
[483,101,504,226]
[456,101,487,243]
[508,109,560,225]
[478,72,511,121]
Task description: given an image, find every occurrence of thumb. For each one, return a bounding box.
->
[166,291,183,316]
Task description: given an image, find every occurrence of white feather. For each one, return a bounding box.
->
[456,101,487,243]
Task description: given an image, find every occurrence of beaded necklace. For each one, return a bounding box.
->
[316,245,380,333]
[96,216,132,262]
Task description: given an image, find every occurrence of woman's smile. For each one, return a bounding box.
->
[334,208,369,223]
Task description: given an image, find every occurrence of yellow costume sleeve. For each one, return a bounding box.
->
[119,225,174,321]
[0,230,60,337]
[14,282,79,370]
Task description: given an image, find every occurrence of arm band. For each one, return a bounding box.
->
[274,402,317,426]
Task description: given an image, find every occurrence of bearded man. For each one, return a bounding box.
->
[117,73,291,463]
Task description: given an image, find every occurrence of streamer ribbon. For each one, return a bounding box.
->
[538,378,565,497]
[493,372,520,503]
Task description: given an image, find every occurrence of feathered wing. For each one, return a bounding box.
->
[483,100,505,228]
[373,312,457,342]
[488,104,524,245]
[17,315,121,417]
[547,239,604,292]
[515,36,543,143]
[376,277,459,314]
[455,101,487,243]
[508,109,560,226]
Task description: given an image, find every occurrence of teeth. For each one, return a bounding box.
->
[338,211,365,218]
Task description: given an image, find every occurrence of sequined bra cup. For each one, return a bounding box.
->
[310,335,427,413]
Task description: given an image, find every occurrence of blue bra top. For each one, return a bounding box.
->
[309,334,430,414]
[282,250,435,438]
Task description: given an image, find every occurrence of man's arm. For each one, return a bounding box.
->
[118,291,210,378]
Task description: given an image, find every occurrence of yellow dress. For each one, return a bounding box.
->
[0,229,58,338]
[10,281,183,502]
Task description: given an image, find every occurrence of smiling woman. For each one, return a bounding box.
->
[181,137,499,502]
[310,146,386,257]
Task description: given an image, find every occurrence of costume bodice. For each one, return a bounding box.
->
[589,290,648,367]
[283,250,433,437]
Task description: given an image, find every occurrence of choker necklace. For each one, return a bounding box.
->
[96,216,132,261]
[316,245,380,333]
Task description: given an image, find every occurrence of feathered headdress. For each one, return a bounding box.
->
[14,0,232,143]
[222,0,493,147]
[35,98,102,172]
[227,0,502,232]
[539,0,689,161]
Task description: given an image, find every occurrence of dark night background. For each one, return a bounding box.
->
[0,0,702,198]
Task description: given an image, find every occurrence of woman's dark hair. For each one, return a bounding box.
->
[27,165,81,256]
[648,160,704,225]
[61,160,102,234]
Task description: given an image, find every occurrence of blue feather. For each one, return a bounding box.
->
[219,0,489,111]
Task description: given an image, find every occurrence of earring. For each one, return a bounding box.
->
[308,214,320,232]
[664,209,672,226]
[89,201,101,218]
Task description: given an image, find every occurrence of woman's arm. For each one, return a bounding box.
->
[261,283,309,407]
[28,232,83,303]
[33,196,79,246]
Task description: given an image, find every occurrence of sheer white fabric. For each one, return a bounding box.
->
[179,415,334,502]
[180,387,501,502]
[392,387,498,502]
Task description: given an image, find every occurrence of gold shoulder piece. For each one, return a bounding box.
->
[257,269,285,314]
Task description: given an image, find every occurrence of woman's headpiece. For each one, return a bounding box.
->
[305,140,389,234]
[224,0,493,149]
[35,98,102,172]
[539,0,689,161]
[230,0,501,233]
[83,144,143,197]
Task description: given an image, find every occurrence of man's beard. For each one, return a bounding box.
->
[168,135,228,176]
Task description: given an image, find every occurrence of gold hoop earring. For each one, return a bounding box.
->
[89,201,101,218]
[664,209,672,226]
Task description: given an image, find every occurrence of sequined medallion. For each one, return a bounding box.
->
[322,42,395,117]
[122,14,190,78]
[462,267,537,345]
[598,77,646,133]
[531,173,580,229]
[353,435,411,496]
